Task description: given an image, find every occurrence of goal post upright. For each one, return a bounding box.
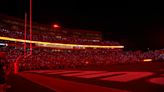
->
[29,0,33,55]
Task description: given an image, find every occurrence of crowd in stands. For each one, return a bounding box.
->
[0,42,163,71]
[0,26,120,46]
[16,47,162,71]
[0,24,164,71]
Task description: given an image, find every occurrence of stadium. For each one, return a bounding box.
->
[0,1,164,92]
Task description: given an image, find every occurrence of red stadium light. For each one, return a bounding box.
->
[53,24,60,28]
[85,61,89,64]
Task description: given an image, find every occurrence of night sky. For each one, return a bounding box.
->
[0,0,163,51]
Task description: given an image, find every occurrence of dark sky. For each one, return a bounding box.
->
[0,0,164,51]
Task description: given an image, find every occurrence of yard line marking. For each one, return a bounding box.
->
[77,72,120,78]
[47,71,80,74]
[61,71,106,76]
[149,77,164,85]
[100,72,153,82]
[26,70,56,73]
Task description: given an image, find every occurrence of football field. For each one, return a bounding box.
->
[6,62,164,92]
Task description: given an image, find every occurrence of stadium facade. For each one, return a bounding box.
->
[0,14,102,41]
[0,14,123,49]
